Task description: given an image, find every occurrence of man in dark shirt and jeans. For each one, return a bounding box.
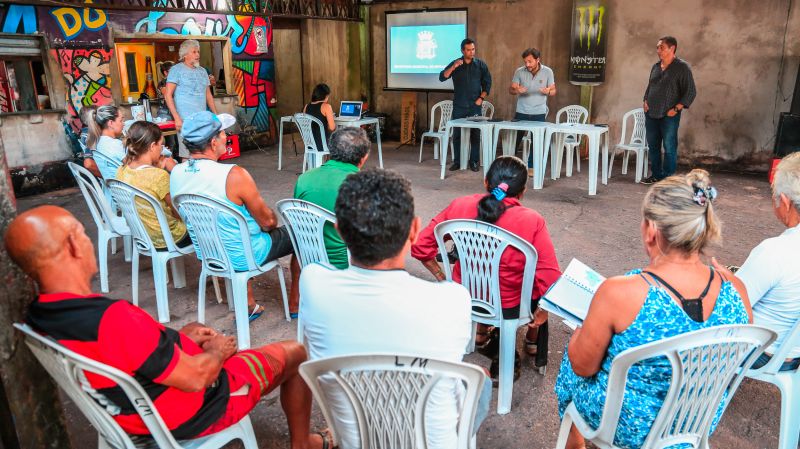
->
[642,36,696,184]
[440,38,492,172]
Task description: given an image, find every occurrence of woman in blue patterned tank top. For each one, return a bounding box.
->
[554,169,754,449]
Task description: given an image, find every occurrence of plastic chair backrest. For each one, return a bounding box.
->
[429,100,454,133]
[107,179,180,256]
[293,113,330,153]
[748,316,800,376]
[618,108,647,147]
[299,354,485,449]
[14,323,184,449]
[556,105,589,125]
[481,101,495,119]
[93,150,122,179]
[433,219,538,322]
[275,199,337,268]
[172,193,260,275]
[596,324,776,448]
[67,162,128,237]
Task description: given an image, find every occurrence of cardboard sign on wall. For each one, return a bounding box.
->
[400,92,417,144]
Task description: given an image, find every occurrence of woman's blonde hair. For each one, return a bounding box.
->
[642,169,721,254]
[85,105,119,151]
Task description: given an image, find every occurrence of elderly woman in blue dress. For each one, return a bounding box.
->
[554,169,754,449]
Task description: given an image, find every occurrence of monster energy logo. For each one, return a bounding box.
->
[577,5,605,50]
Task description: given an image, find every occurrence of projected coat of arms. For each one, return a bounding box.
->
[416,31,437,60]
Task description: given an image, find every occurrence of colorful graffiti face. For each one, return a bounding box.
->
[54,49,113,130]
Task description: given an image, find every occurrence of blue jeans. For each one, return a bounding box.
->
[752,353,800,372]
[645,112,681,179]
[452,105,482,164]
[513,112,547,167]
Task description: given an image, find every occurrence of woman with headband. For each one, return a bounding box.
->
[412,155,562,381]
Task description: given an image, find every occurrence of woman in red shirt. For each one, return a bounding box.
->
[411,156,561,374]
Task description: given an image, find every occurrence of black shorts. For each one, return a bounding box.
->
[262,226,295,263]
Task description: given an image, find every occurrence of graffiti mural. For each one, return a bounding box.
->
[53,49,114,130]
[1,4,37,34]
[49,7,108,41]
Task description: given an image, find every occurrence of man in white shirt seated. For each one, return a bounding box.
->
[737,152,800,371]
[299,168,491,449]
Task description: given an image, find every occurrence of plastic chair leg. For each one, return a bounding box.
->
[122,235,132,262]
[110,236,117,255]
[776,376,800,449]
[232,276,251,350]
[212,276,223,303]
[98,232,110,294]
[468,321,478,353]
[574,146,581,173]
[433,140,440,160]
[554,408,575,449]
[621,151,630,175]
[237,415,259,449]
[197,268,207,324]
[635,151,644,183]
[153,256,171,323]
[170,256,186,289]
[131,252,140,307]
[225,278,234,311]
[496,322,517,415]
[418,138,425,163]
[276,265,290,322]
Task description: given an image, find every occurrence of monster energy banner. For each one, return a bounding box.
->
[569,0,608,85]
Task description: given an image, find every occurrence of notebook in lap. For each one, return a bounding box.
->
[338,101,363,122]
[541,258,606,329]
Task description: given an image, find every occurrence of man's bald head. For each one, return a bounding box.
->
[4,206,93,282]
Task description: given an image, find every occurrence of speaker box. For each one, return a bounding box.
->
[775,112,800,157]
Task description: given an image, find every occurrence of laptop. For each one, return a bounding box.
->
[338,101,363,121]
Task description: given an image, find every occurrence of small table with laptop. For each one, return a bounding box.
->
[334,100,384,168]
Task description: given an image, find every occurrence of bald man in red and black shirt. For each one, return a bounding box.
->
[5,206,331,449]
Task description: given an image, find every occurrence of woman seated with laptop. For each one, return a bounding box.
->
[304,83,336,151]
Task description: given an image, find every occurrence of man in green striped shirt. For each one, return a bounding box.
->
[293,127,371,269]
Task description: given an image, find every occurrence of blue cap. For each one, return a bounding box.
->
[181,111,236,144]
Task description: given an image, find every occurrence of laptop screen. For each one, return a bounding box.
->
[339,101,362,118]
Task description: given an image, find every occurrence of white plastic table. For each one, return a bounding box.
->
[334,116,384,168]
[444,118,495,178]
[544,123,610,195]
[277,115,294,171]
[491,121,550,189]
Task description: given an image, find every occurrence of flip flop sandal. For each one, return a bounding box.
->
[289,312,299,319]
[248,304,264,322]
[524,338,538,357]
[474,326,496,348]
[317,429,336,449]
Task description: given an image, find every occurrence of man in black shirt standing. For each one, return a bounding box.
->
[642,36,696,184]
[440,38,492,172]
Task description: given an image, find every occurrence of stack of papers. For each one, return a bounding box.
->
[541,259,606,329]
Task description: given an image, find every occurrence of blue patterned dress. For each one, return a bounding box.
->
[554,270,749,448]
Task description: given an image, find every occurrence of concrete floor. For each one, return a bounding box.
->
[18,139,785,449]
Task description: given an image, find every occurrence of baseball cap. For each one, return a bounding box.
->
[181,111,236,145]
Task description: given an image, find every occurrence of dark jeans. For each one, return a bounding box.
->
[452,105,482,164]
[752,352,800,372]
[513,112,548,167]
[645,112,681,180]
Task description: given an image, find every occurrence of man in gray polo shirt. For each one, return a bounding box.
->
[509,48,556,172]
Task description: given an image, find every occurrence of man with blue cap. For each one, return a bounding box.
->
[170,111,300,322]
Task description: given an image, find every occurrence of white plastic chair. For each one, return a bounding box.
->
[745,318,800,449]
[92,149,123,182]
[555,324,776,449]
[14,323,257,449]
[419,100,454,163]
[433,219,538,415]
[293,113,331,173]
[299,354,485,449]
[67,162,132,293]
[481,101,495,119]
[173,193,290,350]
[608,108,649,183]
[554,105,589,178]
[107,179,193,323]
[275,199,337,269]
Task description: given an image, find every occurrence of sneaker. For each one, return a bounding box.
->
[449,162,460,171]
[641,176,659,185]
[469,161,480,172]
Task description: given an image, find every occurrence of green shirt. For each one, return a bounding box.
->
[293,159,358,269]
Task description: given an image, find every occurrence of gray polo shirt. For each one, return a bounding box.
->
[512,64,554,115]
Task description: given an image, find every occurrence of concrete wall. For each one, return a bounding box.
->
[368,0,800,171]
[300,19,363,111]
[273,19,306,119]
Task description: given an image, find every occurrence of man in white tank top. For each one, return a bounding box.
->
[170,111,300,321]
